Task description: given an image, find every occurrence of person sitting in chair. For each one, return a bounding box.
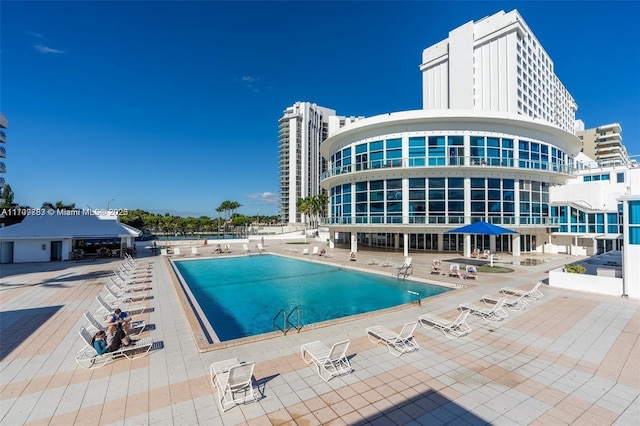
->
[319,248,326,256]
[349,252,357,261]
[106,308,132,338]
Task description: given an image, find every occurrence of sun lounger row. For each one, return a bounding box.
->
[75,254,155,369]
[430,260,478,279]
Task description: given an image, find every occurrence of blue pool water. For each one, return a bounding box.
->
[174,255,451,341]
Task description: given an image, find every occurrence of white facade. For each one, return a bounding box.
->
[278,103,363,225]
[420,10,577,133]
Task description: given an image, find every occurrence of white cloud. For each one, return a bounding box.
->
[25,30,43,38]
[240,75,262,93]
[246,192,278,204]
[34,44,64,54]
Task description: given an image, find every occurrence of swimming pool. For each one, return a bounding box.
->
[173,255,451,342]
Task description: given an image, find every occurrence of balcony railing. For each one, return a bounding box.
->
[320,156,576,180]
[321,215,557,227]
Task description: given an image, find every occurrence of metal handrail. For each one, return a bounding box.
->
[273,306,303,335]
[273,309,286,334]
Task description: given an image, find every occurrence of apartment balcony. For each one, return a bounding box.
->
[0,114,7,129]
[0,177,5,187]
[0,146,5,157]
[0,130,5,143]
[320,155,575,182]
[321,215,554,227]
[0,162,5,173]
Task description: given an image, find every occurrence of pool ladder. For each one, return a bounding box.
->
[273,306,303,335]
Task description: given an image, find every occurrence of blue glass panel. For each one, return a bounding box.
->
[429,178,445,189]
[409,136,425,147]
[629,227,640,244]
[343,194,351,203]
[370,140,383,151]
[356,182,367,191]
[386,138,401,149]
[470,136,484,147]
[409,178,425,188]
[487,137,499,147]
[471,190,485,200]
[370,180,383,190]
[356,143,367,154]
[502,138,513,148]
[409,190,425,200]
[448,135,463,145]
[630,201,640,224]
[471,178,484,188]
[449,178,464,188]
[370,192,384,202]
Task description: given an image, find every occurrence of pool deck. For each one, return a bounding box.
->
[1,241,638,425]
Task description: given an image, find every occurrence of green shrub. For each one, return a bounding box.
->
[564,263,586,274]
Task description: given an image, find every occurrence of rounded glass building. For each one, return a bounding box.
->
[319,109,582,256]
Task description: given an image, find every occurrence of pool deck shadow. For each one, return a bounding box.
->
[0,242,638,425]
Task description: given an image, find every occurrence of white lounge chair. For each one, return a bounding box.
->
[256,244,265,252]
[75,326,153,369]
[94,295,146,319]
[397,257,413,277]
[242,244,250,254]
[210,359,259,412]
[160,248,168,256]
[104,281,148,303]
[459,298,508,322]
[500,281,544,300]
[83,310,145,337]
[311,246,319,255]
[366,322,420,357]
[118,264,151,279]
[301,248,309,255]
[191,247,200,256]
[419,311,472,339]
[114,269,148,286]
[449,263,464,279]
[108,276,146,293]
[465,265,478,279]
[482,294,528,311]
[300,339,352,382]
[173,247,183,257]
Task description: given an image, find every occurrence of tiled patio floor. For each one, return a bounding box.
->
[1,242,638,425]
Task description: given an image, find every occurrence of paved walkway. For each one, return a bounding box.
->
[1,241,638,425]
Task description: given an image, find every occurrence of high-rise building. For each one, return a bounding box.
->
[420,9,577,133]
[0,113,7,193]
[576,123,632,166]
[278,102,335,224]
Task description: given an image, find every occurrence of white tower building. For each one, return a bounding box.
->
[420,9,578,133]
[278,102,335,224]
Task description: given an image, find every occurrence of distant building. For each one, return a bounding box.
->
[0,113,7,193]
[576,123,632,166]
[278,102,363,224]
[420,9,577,133]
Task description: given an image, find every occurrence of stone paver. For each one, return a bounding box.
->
[1,240,639,425]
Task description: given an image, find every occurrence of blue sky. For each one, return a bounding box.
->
[2,1,639,218]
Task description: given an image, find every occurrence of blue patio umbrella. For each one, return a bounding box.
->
[444,221,518,236]
[444,221,518,266]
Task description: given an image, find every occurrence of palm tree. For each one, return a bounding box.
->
[316,193,329,226]
[296,197,312,227]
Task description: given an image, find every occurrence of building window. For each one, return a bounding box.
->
[617,173,625,183]
[629,201,640,245]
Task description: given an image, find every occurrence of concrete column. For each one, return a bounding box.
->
[490,235,496,254]
[512,234,521,256]
[403,233,409,257]
[464,234,471,257]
